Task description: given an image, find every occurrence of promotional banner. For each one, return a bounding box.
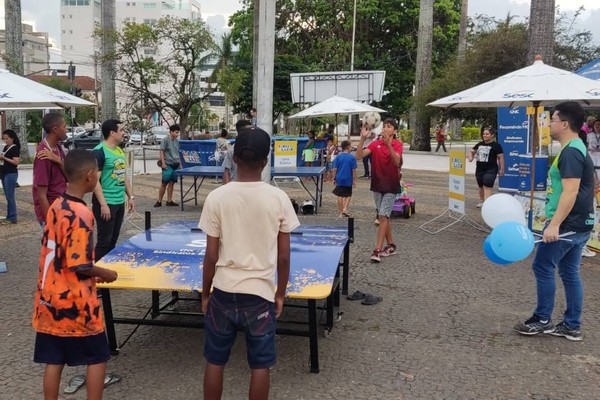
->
[448,148,466,214]
[274,140,297,167]
[497,106,528,191]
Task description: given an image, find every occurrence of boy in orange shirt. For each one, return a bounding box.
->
[32,149,118,400]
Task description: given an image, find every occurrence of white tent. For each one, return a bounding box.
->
[289,95,385,119]
[0,69,95,109]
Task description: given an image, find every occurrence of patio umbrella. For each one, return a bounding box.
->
[0,69,95,109]
[428,56,600,225]
[288,95,385,119]
[575,57,600,81]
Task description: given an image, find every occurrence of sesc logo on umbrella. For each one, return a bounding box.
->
[585,89,600,97]
[502,91,534,99]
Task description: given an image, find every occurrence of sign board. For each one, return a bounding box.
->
[497,106,528,191]
[274,140,297,167]
[448,149,466,214]
[290,71,386,103]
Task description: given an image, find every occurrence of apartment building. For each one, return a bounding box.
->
[0,23,50,76]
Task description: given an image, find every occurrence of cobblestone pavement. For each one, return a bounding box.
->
[2,162,600,400]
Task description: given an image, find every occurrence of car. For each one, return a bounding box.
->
[65,129,129,150]
[151,127,169,143]
[129,131,156,145]
[66,126,87,140]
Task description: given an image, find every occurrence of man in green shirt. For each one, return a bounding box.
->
[515,102,595,341]
[92,119,136,261]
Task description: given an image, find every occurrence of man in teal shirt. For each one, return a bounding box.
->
[515,102,595,341]
[92,119,136,261]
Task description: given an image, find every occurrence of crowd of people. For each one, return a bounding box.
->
[0,102,595,399]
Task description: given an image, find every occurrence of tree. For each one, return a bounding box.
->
[227,0,461,119]
[410,0,435,152]
[97,16,216,138]
[101,0,117,119]
[527,0,555,65]
[4,0,29,160]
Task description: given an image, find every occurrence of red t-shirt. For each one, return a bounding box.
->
[32,142,67,223]
[367,139,403,194]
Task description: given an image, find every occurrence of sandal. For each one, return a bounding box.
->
[361,295,383,305]
[347,290,368,301]
[104,373,121,388]
[64,374,86,394]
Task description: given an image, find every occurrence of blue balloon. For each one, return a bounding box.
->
[483,236,511,265]
[489,221,535,263]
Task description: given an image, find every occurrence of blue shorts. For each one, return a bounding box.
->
[204,288,277,369]
[326,161,334,171]
[161,163,180,184]
[33,332,110,366]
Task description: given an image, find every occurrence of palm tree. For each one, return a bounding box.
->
[410,0,434,151]
[210,33,233,127]
[527,0,555,65]
[101,0,117,119]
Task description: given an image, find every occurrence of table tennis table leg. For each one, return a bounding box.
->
[179,176,184,211]
[308,299,320,373]
[342,242,350,296]
[100,288,119,354]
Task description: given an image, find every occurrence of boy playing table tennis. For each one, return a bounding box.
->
[199,127,300,400]
[32,149,118,400]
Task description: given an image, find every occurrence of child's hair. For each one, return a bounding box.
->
[233,127,271,169]
[235,119,252,133]
[42,113,64,134]
[383,118,398,130]
[307,130,315,137]
[221,129,228,138]
[341,140,351,150]
[64,149,98,182]
[170,124,180,132]
[327,138,333,143]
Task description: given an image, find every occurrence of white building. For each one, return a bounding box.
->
[0,23,50,76]
[60,0,201,83]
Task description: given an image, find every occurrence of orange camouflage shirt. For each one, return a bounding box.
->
[32,194,104,337]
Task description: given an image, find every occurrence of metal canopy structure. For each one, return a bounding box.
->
[290,70,386,104]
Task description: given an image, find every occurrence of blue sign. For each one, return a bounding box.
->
[497,107,528,191]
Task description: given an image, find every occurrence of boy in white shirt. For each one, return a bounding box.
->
[199,127,300,400]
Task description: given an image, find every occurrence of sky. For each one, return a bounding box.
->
[9,0,600,51]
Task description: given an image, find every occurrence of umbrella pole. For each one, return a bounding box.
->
[335,113,339,143]
[529,102,540,231]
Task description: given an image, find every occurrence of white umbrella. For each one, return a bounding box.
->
[428,56,600,227]
[289,95,385,118]
[0,69,95,109]
[428,58,600,108]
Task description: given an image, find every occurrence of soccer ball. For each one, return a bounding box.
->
[362,111,381,130]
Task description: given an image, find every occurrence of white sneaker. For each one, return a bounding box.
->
[476,202,483,208]
[582,247,596,257]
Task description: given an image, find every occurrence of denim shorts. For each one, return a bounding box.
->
[204,288,277,369]
[373,192,396,217]
[33,332,110,366]
[161,164,180,184]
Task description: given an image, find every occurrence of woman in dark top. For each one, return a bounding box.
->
[0,129,21,224]
[468,127,505,208]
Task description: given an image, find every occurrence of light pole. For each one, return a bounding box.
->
[348,0,358,139]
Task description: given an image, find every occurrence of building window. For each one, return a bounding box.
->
[143,48,157,55]
[63,45,67,49]
[143,18,157,25]
[62,30,66,34]
[69,30,73,34]
[143,2,157,10]
[69,45,73,50]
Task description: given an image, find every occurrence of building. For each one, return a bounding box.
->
[60,0,201,79]
[0,23,50,76]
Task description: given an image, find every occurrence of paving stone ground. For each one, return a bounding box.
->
[2,161,600,400]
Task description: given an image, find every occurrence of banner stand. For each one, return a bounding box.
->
[420,146,488,234]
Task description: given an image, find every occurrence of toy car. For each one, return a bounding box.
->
[391,183,416,219]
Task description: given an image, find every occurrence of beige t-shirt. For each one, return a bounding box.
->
[198,181,301,302]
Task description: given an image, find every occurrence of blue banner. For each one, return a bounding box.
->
[497,107,528,191]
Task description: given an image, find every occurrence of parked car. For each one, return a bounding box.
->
[65,129,129,150]
[66,126,87,140]
[129,131,156,145]
[151,127,169,144]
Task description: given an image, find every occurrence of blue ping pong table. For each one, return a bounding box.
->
[173,166,326,213]
[97,219,353,373]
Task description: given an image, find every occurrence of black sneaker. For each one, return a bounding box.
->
[548,321,582,341]
[166,201,179,207]
[154,201,161,207]
[514,315,554,335]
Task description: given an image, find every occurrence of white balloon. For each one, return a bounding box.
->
[481,193,527,228]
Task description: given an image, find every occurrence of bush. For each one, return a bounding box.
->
[398,129,412,144]
[462,127,481,141]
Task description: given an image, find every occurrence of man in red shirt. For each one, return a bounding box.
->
[356,118,403,263]
[32,113,68,226]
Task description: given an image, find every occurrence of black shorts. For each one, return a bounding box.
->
[34,332,110,366]
[333,186,353,198]
[475,169,498,188]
